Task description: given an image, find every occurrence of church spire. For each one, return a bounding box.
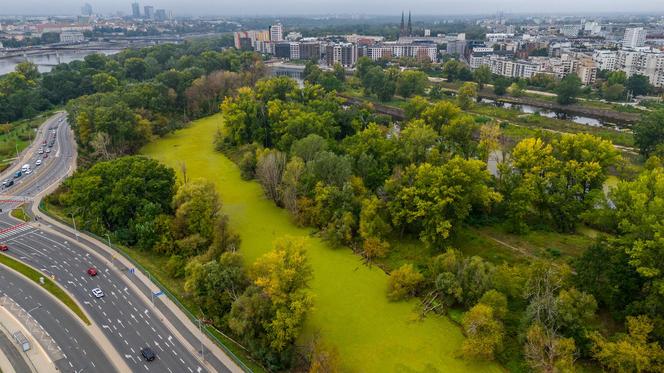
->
[407,11,412,36]
[400,11,405,37]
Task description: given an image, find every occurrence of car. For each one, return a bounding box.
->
[25,170,32,175]
[14,171,21,178]
[45,148,51,153]
[87,267,98,276]
[5,180,14,188]
[141,347,156,362]
[42,140,46,145]
[91,288,104,298]
[35,160,42,166]
[43,154,48,159]
[0,245,8,252]
[38,148,44,154]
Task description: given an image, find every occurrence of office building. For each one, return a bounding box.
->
[144,6,154,20]
[81,3,93,16]
[270,23,283,42]
[131,2,140,18]
[273,42,291,59]
[155,9,167,21]
[60,31,85,44]
[623,27,647,49]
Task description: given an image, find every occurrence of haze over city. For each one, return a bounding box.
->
[2,0,663,16]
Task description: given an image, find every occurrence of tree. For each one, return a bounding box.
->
[304,151,352,189]
[472,65,492,90]
[556,74,582,105]
[626,74,652,97]
[603,83,626,101]
[92,72,119,93]
[590,316,664,373]
[256,149,287,203]
[385,158,501,247]
[291,134,328,163]
[399,120,438,164]
[387,264,424,301]
[442,59,462,81]
[461,303,504,360]
[396,70,428,98]
[634,109,664,157]
[124,57,148,80]
[421,101,462,132]
[607,71,627,86]
[403,96,429,120]
[172,179,222,250]
[478,290,508,320]
[493,77,510,96]
[359,196,391,260]
[507,82,524,97]
[279,157,305,216]
[457,82,478,110]
[228,237,313,369]
[524,322,577,373]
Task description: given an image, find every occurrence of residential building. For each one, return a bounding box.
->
[299,42,322,61]
[325,43,357,67]
[623,27,647,49]
[289,42,300,60]
[144,6,154,20]
[560,24,582,37]
[270,23,283,42]
[446,39,467,56]
[233,30,270,51]
[273,42,291,59]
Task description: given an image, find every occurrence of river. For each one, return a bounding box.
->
[0,49,121,75]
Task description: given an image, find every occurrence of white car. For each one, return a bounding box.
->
[38,148,44,154]
[25,170,32,175]
[91,288,104,298]
[35,160,42,166]
[45,148,51,153]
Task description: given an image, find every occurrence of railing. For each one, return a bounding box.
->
[38,202,257,373]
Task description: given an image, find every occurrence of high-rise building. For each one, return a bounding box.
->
[325,43,357,67]
[270,23,283,42]
[623,27,647,49]
[131,2,140,18]
[155,9,167,21]
[144,5,155,20]
[81,3,93,16]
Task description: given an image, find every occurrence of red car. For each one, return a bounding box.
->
[0,245,8,251]
[43,154,48,159]
[87,267,98,276]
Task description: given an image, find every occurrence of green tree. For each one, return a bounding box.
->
[385,158,501,246]
[396,70,428,98]
[124,57,148,80]
[421,100,462,132]
[472,65,492,90]
[590,315,664,373]
[556,74,582,105]
[634,109,664,157]
[603,83,626,101]
[478,290,508,320]
[493,77,510,96]
[626,74,652,97]
[92,72,119,93]
[403,95,429,120]
[387,264,424,301]
[461,303,504,360]
[457,82,478,109]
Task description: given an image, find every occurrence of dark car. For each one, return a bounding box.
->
[14,171,21,178]
[141,347,156,362]
[5,180,14,187]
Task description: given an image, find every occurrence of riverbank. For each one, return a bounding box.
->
[142,114,502,373]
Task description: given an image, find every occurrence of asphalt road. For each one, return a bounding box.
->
[0,323,32,373]
[0,114,229,372]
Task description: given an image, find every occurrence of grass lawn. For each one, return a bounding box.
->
[10,205,30,222]
[0,252,90,325]
[142,114,502,373]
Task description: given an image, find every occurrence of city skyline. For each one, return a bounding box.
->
[1,0,664,17]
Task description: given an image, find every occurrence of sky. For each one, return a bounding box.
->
[1,0,663,17]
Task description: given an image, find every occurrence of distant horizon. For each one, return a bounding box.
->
[1,0,663,19]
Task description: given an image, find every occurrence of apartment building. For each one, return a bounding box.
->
[325,43,357,67]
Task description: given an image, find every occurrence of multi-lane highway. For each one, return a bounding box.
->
[0,113,236,372]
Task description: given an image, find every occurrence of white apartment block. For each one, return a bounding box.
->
[289,42,300,60]
[593,49,664,88]
[59,31,84,44]
[270,23,283,42]
[366,44,437,62]
[622,27,647,49]
[471,55,540,79]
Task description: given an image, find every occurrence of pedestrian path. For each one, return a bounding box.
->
[0,223,33,242]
